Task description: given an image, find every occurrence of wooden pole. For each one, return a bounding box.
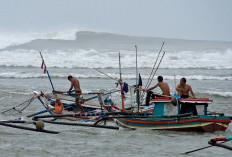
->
[135,45,140,112]
[119,52,125,110]
[0,121,59,134]
[39,52,55,91]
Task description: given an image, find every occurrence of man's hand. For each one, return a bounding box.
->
[141,89,148,92]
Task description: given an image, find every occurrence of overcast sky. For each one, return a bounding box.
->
[0,0,232,41]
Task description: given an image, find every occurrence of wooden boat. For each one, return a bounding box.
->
[34,91,106,121]
[104,97,231,132]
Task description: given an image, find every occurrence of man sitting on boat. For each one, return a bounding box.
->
[67,75,85,113]
[55,97,64,114]
[176,77,195,99]
[176,77,197,115]
[143,76,170,106]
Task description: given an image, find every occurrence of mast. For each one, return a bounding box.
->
[119,52,125,110]
[39,52,55,92]
[135,45,140,112]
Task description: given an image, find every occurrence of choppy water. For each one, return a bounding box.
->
[0,31,232,156]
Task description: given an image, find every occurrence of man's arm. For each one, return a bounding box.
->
[176,84,182,96]
[68,81,74,93]
[147,83,159,91]
[189,86,196,98]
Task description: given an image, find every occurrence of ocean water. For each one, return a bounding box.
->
[0,31,232,157]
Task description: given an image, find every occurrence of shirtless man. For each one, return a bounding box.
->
[143,76,170,106]
[176,77,195,99]
[67,75,85,113]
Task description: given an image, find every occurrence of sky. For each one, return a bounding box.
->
[0,0,232,41]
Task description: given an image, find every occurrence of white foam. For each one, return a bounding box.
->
[0,71,231,81]
[161,49,232,69]
[0,49,232,70]
[202,91,232,97]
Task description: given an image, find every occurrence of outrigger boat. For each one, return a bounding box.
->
[101,45,231,132]
[35,49,231,132]
[34,91,110,121]
[104,96,231,132]
[34,52,117,121]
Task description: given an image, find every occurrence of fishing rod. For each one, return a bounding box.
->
[147,51,165,88]
[39,52,55,92]
[93,67,118,81]
[93,67,135,88]
[140,51,166,104]
[141,42,164,100]
[144,42,165,91]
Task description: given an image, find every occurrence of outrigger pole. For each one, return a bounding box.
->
[119,52,125,111]
[39,52,55,92]
[183,136,232,154]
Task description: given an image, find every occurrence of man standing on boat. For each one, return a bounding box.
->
[67,75,85,113]
[176,77,195,99]
[143,76,170,106]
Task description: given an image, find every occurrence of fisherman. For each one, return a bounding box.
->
[143,76,170,106]
[176,77,197,115]
[67,75,85,113]
[176,77,195,99]
[55,97,63,114]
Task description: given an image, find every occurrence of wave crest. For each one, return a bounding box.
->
[0,49,232,69]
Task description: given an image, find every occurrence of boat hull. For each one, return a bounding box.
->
[115,115,230,132]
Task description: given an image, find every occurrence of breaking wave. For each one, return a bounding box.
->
[0,71,231,81]
[201,91,232,98]
[0,49,232,69]
[0,29,78,49]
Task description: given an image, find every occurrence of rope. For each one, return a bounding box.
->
[2,96,36,114]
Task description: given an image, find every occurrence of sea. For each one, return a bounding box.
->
[0,30,232,157]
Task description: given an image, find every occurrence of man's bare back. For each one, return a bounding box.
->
[144,76,170,106]
[71,78,81,92]
[145,76,170,96]
[157,82,170,96]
